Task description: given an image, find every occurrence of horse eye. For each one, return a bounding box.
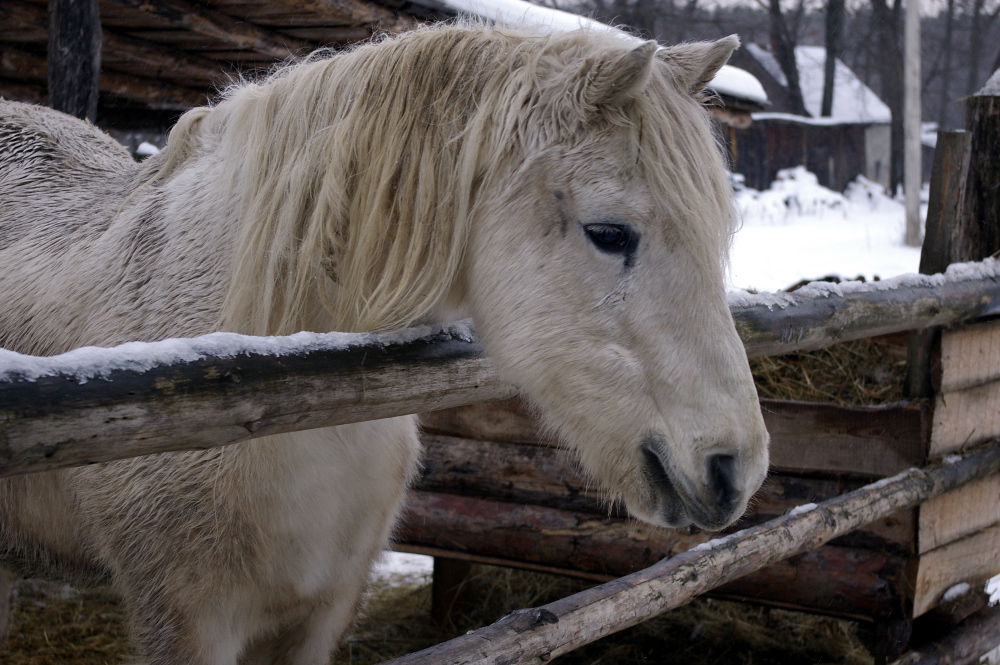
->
[584,223,634,254]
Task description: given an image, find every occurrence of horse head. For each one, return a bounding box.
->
[447,33,769,530]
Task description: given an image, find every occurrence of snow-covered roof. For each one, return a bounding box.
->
[746,43,890,123]
[416,0,769,106]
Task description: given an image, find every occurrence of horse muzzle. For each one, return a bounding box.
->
[639,439,759,530]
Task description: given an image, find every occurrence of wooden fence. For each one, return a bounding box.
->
[2,260,999,478]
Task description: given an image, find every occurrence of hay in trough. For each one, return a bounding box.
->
[749,335,909,406]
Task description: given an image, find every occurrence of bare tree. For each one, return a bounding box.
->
[769,0,809,115]
[871,0,904,193]
[821,0,845,116]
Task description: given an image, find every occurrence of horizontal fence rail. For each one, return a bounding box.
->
[377,439,1000,665]
[1,259,999,477]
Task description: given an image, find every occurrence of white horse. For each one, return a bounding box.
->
[0,24,768,664]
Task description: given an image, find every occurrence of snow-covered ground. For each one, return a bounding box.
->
[728,166,924,293]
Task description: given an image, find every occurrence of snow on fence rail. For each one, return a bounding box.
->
[1,258,999,478]
[378,439,1000,665]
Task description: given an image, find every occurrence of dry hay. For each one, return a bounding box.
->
[749,334,909,406]
[3,566,871,665]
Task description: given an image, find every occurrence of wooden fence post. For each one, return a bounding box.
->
[955,71,1000,263]
[904,131,972,398]
[48,0,101,121]
[431,557,473,628]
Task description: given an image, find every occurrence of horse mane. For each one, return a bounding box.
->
[158,23,734,336]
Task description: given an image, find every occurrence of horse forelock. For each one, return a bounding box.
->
[164,23,732,336]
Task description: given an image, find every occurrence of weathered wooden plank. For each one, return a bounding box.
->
[104,0,314,58]
[764,400,927,477]
[918,473,1000,553]
[1,44,207,109]
[48,0,102,121]
[7,0,232,86]
[0,327,513,478]
[396,491,910,619]
[919,131,973,276]
[730,262,1000,357]
[417,433,916,548]
[422,398,928,479]
[913,524,1000,617]
[892,604,1000,665]
[0,80,46,104]
[380,440,1000,665]
[940,319,1000,392]
[931,381,1000,456]
[955,84,1000,264]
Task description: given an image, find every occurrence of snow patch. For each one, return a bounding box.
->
[987,574,1000,606]
[136,141,160,156]
[370,551,433,585]
[942,582,972,603]
[787,503,818,516]
[943,455,964,465]
[0,321,476,384]
[728,165,1000,294]
[979,69,1000,96]
[687,533,738,553]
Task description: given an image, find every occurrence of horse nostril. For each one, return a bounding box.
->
[708,454,738,510]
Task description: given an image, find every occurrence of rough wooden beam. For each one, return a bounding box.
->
[0,80,47,104]
[379,440,1000,665]
[893,604,1000,665]
[7,0,231,86]
[104,0,314,59]
[263,0,421,31]
[919,131,973,275]
[0,325,513,478]
[731,261,1000,357]
[1,45,207,110]
[100,68,207,108]
[422,397,928,479]
[48,0,101,120]
[956,79,1000,263]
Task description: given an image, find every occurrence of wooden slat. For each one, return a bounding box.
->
[382,441,1000,665]
[0,80,46,104]
[931,381,1000,456]
[940,319,1000,392]
[0,45,208,109]
[913,524,1000,616]
[892,604,1000,665]
[417,432,916,549]
[919,473,1000,553]
[396,490,910,619]
[764,400,927,477]
[103,0,315,59]
[0,328,513,478]
[731,266,1000,357]
[4,0,233,85]
[422,398,928,479]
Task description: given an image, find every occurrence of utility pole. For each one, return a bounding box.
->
[904,0,922,246]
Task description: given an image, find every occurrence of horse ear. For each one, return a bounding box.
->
[656,35,740,95]
[583,40,658,106]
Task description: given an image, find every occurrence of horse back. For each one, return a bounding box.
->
[0,100,136,253]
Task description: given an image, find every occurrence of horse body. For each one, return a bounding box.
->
[0,25,768,663]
